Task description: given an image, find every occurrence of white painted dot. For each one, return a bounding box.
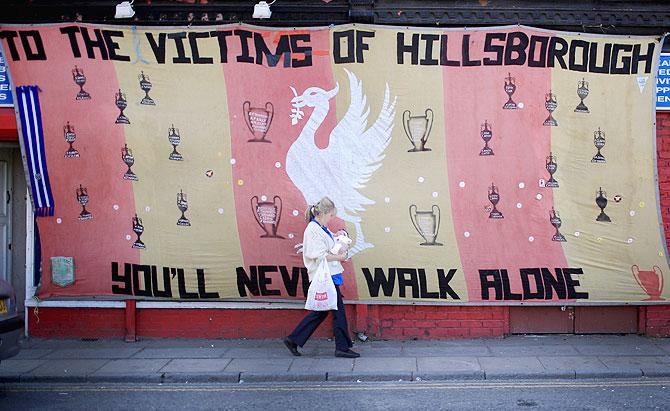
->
[518,182,525,189]
[432,192,439,198]
[629,210,636,217]
[275,162,282,168]
[536,193,543,200]
[464,231,470,238]
[230,158,236,165]
[292,209,299,216]
[288,233,295,239]
[418,177,425,183]
[597,237,603,242]
[384,227,391,233]
[56,218,62,224]
[125,234,132,241]
[459,181,466,188]
[145,206,151,212]
[518,102,525,108]
[627,238,634,244]
[384,197,391,203]
[113,204,119,210]
[217,208,224,214]
[516,202,523,209]
[574,231,581,237]
[528,236,534,242]
[261,195,267,201]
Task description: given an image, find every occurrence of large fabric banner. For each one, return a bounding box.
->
[0,23,667,303]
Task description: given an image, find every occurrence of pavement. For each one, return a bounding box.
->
[4,334,670,383]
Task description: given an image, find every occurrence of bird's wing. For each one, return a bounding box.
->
[327,70,397,213]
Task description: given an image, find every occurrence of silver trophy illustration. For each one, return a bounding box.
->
[138,71,155,106]
[72,66,91,100]
[409,204,443,246]
[115,89,130,124]
[592,127,606,163]
[544,91,558,126]
[76,184,92,221]
[168,124,183,161]
[549,207,566,242]
[595,187,611,222]
[488,183,504,219]
[575,78,590,113]
[63,121,79,158]
[177,190,191,226]
[545,152,559,188]
[403,108,433,152]
[251,195,284,238]
[503,73,517,109]
[480,120,494,156]
[121,143,138,181]
[243,101,274,143]
[132,214,145,249]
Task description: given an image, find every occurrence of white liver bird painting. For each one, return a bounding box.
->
[286,69,397,256]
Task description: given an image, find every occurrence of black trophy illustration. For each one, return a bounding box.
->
[177,190,191,226]
[596,187,611,222]
[251,195,285,238]
[592,127,606,163]
[132,214,145,249]
[63,121,79,158]
[545,152,559,188]
[503,73,517,109]
[403,109,433,152]
[115,89,130,124]
[138,71,155,106]
[409,204,443,246]
[168,124,183,161]
[121,143,138,181]
[480,120,494,156]
[549,207,567,242]
[76,184,92,221]
[72,66,91,101]
[543,91,558,126]
[488,183,504,219]
[243,101,274,143]
[575,78,590,113]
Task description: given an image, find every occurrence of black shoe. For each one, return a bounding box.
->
[283,337,301,357]
[334,348,360,358]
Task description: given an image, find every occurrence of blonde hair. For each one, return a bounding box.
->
[305,197,336,222]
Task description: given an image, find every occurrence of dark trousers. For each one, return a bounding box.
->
[288,285,353,351]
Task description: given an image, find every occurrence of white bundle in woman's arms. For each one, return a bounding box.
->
[330,230,352,254]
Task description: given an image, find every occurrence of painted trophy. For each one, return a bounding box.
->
[168,124,183,161]
[115,89,130,124]
[544,91,558,126]
[503,73,517,109]
[403,108,433,152]
[72,66,91,100]
[549,207,566,242]
[243,101,274,143]
[480,120,494,156]
[121,143,138,181]
[409,204,443,246]
[63,121,79,158]
[488,183,504,219]
[251,195,284,238]
[595,186,611,222]
[138,71,155,105]
[592,127,606,163]
[575,78,590,113]
[545,152,559,188]
[177,190,191,226]
[132,214,145,249]
[76,184,92,220]
[632,265,664,301]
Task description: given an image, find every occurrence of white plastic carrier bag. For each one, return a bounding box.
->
[304,258,338,311]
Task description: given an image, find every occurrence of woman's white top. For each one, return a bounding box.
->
[302,221,344,281]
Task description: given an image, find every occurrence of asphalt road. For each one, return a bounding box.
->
[2,379,670,410]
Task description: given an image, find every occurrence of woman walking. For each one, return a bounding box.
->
[283,197,360,358]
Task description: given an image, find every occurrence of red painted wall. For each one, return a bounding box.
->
[23,111,670,340]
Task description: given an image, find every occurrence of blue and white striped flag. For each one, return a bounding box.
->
[16,85,54,216]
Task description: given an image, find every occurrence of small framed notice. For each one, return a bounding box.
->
[51,257,74,287]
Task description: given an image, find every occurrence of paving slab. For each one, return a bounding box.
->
[414,370,485,381]
[575,368,643,379]
[575,345,666,356]
[240,371,326,382]
[11,349,53,360]
[289,357,354,372]
[43,348,142,359]
[142,339,240,348]
[224,348,295,358]
[481,356,561,379]
[0,359,46,375]
[327,371,413,382]
[160,359,232,373]
[489,345,579,357]
[353,357,416,372]
[92,359,170,375]
[417,357,482,373]
[598,356,670,369]
[27,359,108,378]
[403,346,491,357]
[133,348,228,359]
[538,356,609,374]
[224,358,293,372]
